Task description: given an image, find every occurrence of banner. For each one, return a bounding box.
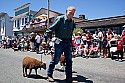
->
[1,27,5,36]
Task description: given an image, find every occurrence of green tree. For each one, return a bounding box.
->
[73,28,83,34]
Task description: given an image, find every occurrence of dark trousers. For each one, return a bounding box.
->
[36,43,40,52]
[117,50,123,59]
[47,39,72,79]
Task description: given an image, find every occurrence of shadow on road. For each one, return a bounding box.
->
[27,72,93,83]
[27,74,47,80]
[54,74,93,83]
[75,75,93,83]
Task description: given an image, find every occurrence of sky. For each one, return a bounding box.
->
[0,0,125,20]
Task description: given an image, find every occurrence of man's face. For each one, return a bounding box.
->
[66,9,75,20]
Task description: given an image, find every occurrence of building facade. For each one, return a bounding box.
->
[0,12,13,40]
[20,8,83,34]
[12,3,36,37]
[76,15,125,35]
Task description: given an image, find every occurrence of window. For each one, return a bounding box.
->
[25,18,27,24]
[17,20,20,29]
[15,20,16,27]
[22,18,24,25]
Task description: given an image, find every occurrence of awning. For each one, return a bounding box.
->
[12,28,19,32]
[36,13,48,19]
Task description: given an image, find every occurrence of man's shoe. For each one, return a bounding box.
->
[47,76,54,82]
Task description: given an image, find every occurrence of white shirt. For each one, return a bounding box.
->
[98,31,103,40]
[35,35,41,43]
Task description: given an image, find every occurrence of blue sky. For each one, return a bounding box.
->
[0,0,125,20]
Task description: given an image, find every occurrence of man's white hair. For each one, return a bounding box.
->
[67,6,76,12]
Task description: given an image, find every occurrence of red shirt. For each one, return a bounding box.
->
[90,45,98,51]
[86,35,92,43]
[116,39,124,50]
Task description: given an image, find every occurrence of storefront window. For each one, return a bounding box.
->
[25,18,27,24]
[15,20,16,27]
[17,20,20,29]
[22,18,24,25]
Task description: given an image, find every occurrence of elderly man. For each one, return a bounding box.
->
[42,6,76,82]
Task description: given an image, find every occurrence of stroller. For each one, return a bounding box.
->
[109,38,118,60]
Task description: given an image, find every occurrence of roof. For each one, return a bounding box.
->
[12,10,37,20]
[14,3,30,11]
[11,12,28,20]
[76,15,125,28]
[0,12,7,17]
[34,8,64,18]
[34,8,84,22]
[20,25,47,33]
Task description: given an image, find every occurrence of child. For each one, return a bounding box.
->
[116,36,124,62]
[74,42,85,57]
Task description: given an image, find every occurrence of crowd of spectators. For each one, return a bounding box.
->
[0,28,125,61]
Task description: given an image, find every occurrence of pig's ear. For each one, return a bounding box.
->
[42,62,46,65]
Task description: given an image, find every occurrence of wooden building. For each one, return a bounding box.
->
[76,15,125,34]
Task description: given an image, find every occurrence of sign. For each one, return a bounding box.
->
[1,27,5,36]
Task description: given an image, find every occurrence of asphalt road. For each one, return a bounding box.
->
[0,48,125,83]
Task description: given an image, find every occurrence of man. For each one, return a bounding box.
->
[97,28,103,56]
[35,33,41,53]
[42,6,76,82]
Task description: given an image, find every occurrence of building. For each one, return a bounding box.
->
[76,15,125,34]
[12,3,36,37]
[0,12,13,40]
[21,8,83,34]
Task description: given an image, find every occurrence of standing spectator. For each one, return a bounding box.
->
[20,36,25,51]
[30,32,35,52]
[92,31,98,41]
[102,35,108,58]
[3,38,7,49]
[24,36,30,51]
[6,36,10,48]
[97,28,103,56]
[81,33,87,45]
[121,27,125,52]
[106,28,113,57]
[42,6,76,82]
[116,36,124,62]
[35,33,41,53]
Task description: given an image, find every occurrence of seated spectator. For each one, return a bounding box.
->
[13,41,17,49]
[74,42,85,57]
[82,45,89,58]
[87,42,98,58]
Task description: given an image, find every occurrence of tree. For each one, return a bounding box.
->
[73,28,83,35]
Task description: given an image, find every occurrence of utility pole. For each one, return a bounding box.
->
[47,0,50,29]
